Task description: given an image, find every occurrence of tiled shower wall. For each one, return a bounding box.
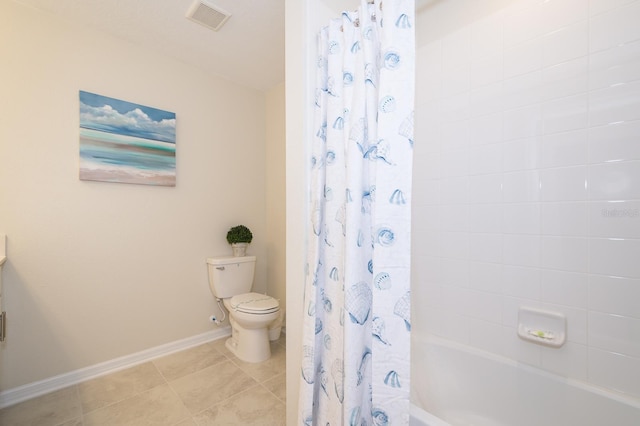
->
[412,0,640,399]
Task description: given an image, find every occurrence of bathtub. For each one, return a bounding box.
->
[410,335,640,426]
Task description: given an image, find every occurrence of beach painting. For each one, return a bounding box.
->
[79,91,176,186]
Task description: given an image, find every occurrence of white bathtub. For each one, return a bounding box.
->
[410,336,640,426]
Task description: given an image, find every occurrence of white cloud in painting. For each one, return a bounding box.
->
[80,102,176,143]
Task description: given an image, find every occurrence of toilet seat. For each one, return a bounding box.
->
[229,292,279,314]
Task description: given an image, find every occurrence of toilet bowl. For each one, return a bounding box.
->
[206,256,280,363]
[223,292,280,363]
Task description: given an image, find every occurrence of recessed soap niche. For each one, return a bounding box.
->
[517,307,566,348]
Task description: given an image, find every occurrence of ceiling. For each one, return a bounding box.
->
[13,0,285,92]
[13,0,434,92]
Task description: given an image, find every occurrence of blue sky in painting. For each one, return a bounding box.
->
[79,91,176,143]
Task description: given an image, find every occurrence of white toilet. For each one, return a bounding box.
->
[206,255,280,363]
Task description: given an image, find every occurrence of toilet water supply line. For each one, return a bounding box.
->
[210,298,227,325]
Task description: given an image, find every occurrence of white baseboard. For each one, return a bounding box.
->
[0,327,231,409]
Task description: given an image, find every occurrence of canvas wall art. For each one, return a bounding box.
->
[79,91,176,186]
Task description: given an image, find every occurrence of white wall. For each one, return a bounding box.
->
[0,1,268,391]
[413,0,640,401]
[266,83,287,313]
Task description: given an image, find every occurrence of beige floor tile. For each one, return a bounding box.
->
[209,337,233,358]
[262,372,286,402]
[173,418,198,426]
[58,417,84,426]
[78,362,165,413]
[153,342,227,382]
[83,384,190,426]
[231,341,286,383]
[0,386,81,426]
[192,385,286,426]
[169,360,256,414]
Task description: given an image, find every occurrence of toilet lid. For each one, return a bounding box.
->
[229,292,279,314]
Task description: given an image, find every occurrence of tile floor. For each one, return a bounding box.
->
[0,336,286,425]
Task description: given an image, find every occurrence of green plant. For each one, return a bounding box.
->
[226,225,253,244]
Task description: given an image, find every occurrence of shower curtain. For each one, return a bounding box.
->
[299,0,415,424]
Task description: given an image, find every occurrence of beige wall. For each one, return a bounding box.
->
[0,1,268,390]
[265,83,287,315]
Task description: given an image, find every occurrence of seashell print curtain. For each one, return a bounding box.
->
[299,0,415,424]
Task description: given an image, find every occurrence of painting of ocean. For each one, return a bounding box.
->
[79,91,176,186]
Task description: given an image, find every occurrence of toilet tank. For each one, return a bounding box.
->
[206,255,256,299]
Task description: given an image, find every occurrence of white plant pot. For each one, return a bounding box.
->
[231,243,248,257]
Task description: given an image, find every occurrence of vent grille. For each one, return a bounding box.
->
[186,1,231,32]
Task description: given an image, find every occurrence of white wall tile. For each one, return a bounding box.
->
[540,166,587,202]
[589,0,637,16]
[441,149,469,177]
[502,296,542,328]
[442,64,470,97]
[540,342,588,380]
[588,161,640,201]
[441,231,470,261]
[589,237,640,278]
[502,265,541,299]
[468,113,503,146]
[466,291,503,323]
[441,92,471,123]
[503,104,543,140]
[542,21,588,67]
[470,53,503,89]
[470,10,504,59]
[443,27,471,70]
[503,170,540,203]
[541,57,588,101]
[589,275,640,318]
[542,93,588,134]
[503,203,541,234]
[441,258,470,288]
[469,82,504,116]
[590,201,640,239]
[468,143,503,175]
[541,0,588,34]
[589,348,640,398]
[440,204,469,231]
[469,233,503,264]
[589,1,640,53]
[503,2,545,48]
[440,177,468,204]
[541,236,588,273]
[503,234,540,267]
[502,326,542,366]
[413,0,640,386]
[589,311,640,357]
[469,204,503,234]
[540,129,588,168]
[589,39,640,91]
[414,100,441,153]
[541,269,588,307]
[468,173,503,204]
[503,137,540,171]
[504,39,542,79]
[589,121,640,164]
[441,120,470,151]
[469,261,503,293]
[541,202,588,237]
[468,319,504,354]
[589,80,640,127]
[540,302,588,344]
[502,71,542,110]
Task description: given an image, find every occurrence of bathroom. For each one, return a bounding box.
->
[2,0,640,424]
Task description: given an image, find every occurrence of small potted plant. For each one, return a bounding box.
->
[226,225,253,257]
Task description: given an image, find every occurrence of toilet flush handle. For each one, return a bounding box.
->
[216,266,225,270]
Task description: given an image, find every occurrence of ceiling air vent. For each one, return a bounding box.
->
[186,0,231,32]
